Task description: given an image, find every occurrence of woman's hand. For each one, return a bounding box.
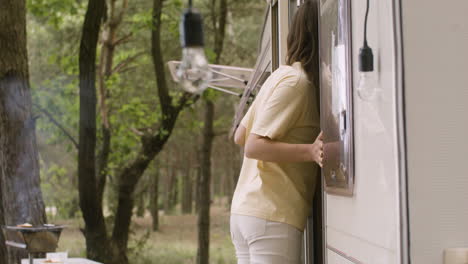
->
[310,131,324,167]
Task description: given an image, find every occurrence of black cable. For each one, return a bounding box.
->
[359,0,373,72]
[364,0,370,47]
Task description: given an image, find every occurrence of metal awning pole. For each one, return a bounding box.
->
[209,69,248,84]
[207,85,241,97]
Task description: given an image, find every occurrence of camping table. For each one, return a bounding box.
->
[21,258,102,264]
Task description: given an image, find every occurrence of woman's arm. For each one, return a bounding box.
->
[245,132,323,166]
[234,124,247,146]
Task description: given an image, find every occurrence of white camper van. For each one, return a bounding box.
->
[236,0,468,263]
[171,0,468,263]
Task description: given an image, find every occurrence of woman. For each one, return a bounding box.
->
[231,1,322,263]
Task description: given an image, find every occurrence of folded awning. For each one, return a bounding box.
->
[167,60,253,96]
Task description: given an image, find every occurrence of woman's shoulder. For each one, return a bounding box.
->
[275,64,302,77]
[268,65,300,86]
[275,64,310,90]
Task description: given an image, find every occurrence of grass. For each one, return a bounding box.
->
[55,200,236,264]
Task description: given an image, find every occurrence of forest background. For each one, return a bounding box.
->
[0,0,265,263]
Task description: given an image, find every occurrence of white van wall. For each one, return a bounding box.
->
[402,0,468,263]
[325,0,403,263]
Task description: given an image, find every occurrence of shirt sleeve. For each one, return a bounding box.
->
[251,74,306,140]
[240,102,255,129]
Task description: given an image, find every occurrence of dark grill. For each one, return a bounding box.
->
[2,225,65,264]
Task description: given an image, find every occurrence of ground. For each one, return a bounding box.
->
[56,201,236,264]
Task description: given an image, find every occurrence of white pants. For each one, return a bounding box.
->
[230,214,303,264]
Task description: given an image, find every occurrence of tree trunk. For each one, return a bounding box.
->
[136,193,145,217]
[195,166,200,213]
[96,0,129,205]
[0,189,6,263]
[181,165,193,214]
[194,147,201,213]
[195,1,228,262]
[197,100,214,264]
[164,161,175,214]
[97,125,111,206]
[110,125,183,261]
[0,0,47,263]
[169,170,178,211]
[77,0,112,262]
[150,165,160,231]
[67,195,80,219]
[165,166,177,213]
[212,0,228,64]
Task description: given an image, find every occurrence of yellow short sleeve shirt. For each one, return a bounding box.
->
[231,62,320,231]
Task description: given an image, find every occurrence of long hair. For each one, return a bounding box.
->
[286,0,319,89]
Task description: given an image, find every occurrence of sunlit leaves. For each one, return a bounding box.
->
[27,0,266,227]
[27,0,85,28]
[129,10,153,33]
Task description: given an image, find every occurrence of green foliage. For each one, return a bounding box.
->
[129,237,236,264]
[40,161,79,219]
[129,10,153,32]
[28,0,85,28]
[27,0,266,261]
[202,87,219,102]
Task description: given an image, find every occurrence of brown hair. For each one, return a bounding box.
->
[286,0,319,89]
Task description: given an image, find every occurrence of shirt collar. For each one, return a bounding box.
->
[292,61,302,71]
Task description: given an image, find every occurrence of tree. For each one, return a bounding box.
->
[149,160,160,231]
[197,0,228,263]
[77,0,110,262]
[181,153,194,214]
[110,0,195,259]
[23,0,265,262]
[0,0,46,263]
[77,0,197,262]
[197,99,215,264]
[96,0,132,205]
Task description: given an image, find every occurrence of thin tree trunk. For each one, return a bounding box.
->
[136,193,145,217]
[0,177,5,262]
[212,0,228,63]
[196,1,228,263]
[164,158,174,213]
[170,170,178,211]
[77,0,112,262]
[195,162,202,213]
[96,0,129,205]
[150,164,160,231]
[182,164,193,214]
[211,160,216,201]
[0,188,6,263]
[97,126,111,204]
[0,0,46,262]
[197,100,214,264]
[194,146,201,213]
[166,163,176,212]
[219,166,225,198]
[67,195,80,219]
